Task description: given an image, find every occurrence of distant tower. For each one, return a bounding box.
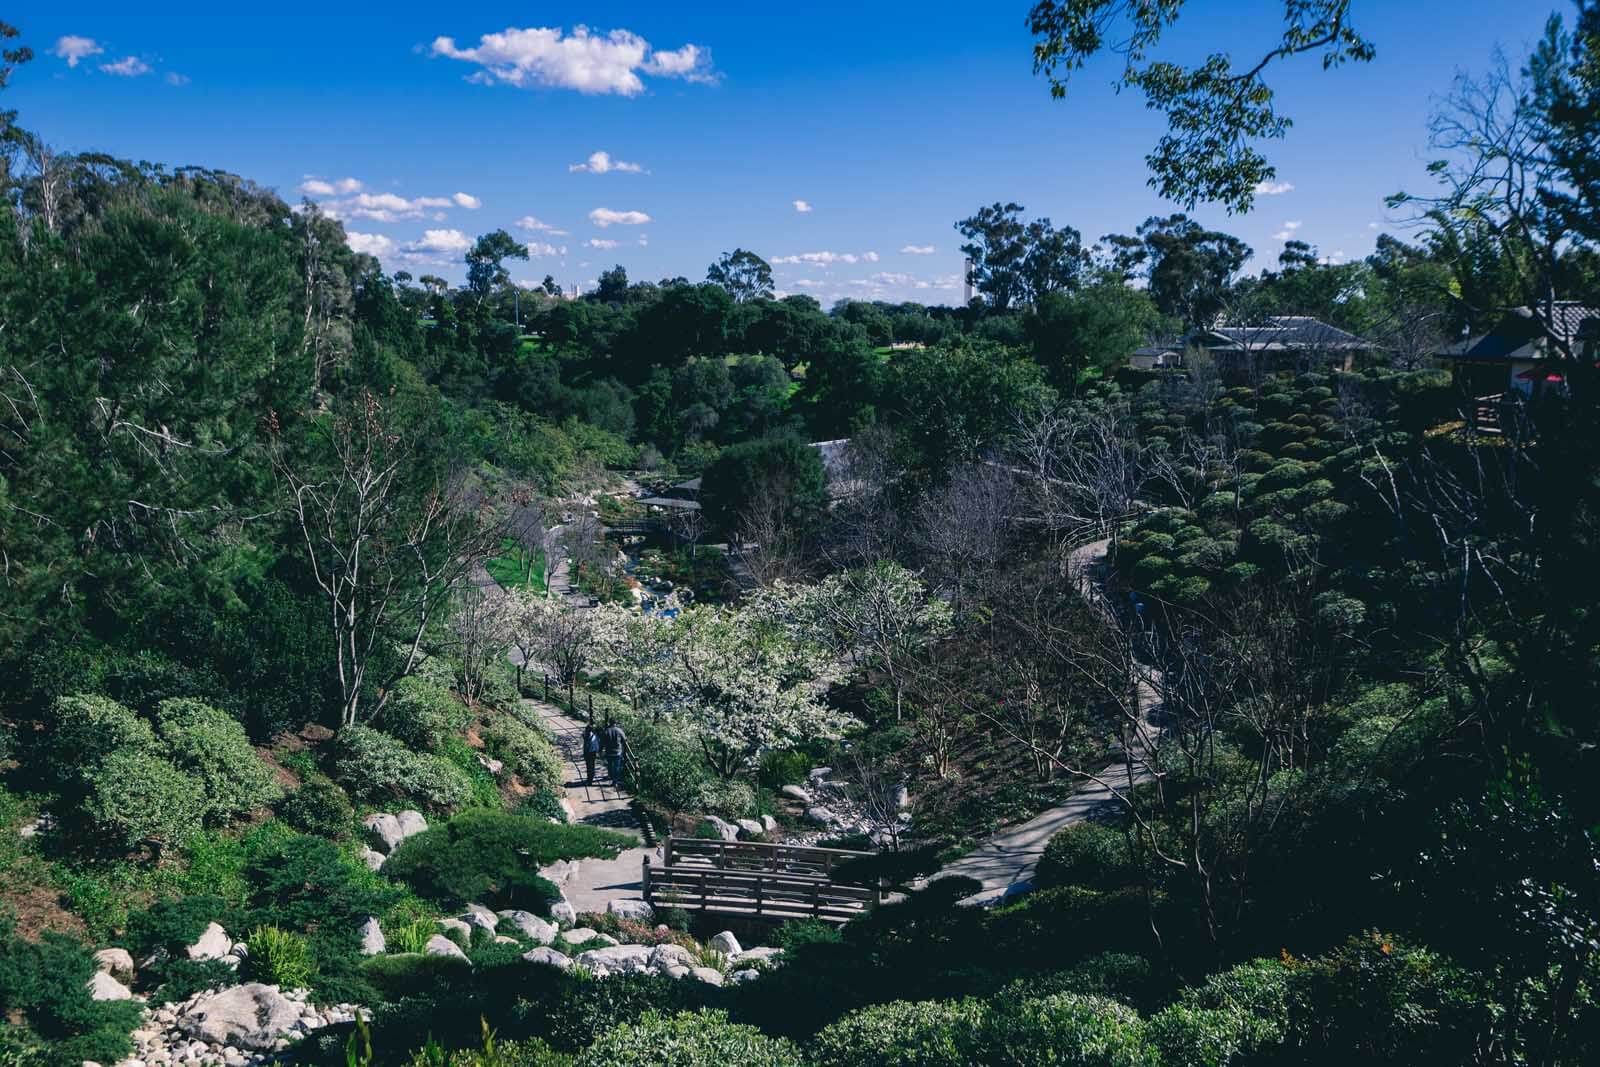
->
[963,258,974,304]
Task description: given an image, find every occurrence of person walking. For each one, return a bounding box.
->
[602,719,628,785]
[581,722,600,785]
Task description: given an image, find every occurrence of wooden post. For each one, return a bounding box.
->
[587,692,594,718]
[755,875,764,918]
[543,674,550,701]
[641,855,652,903]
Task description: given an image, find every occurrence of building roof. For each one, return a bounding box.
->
[638,496,701,511]
[1202,316,1371,352]
[1437,303,1600,362]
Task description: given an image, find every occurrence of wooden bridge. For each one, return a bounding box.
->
[641,837,882,923]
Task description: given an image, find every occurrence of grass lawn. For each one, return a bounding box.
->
[485,539,546,593]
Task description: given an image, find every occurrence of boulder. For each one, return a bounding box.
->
[185,923,233,961]
[394,810,428,840]
[87,971,133,1001]
[562,927,601,945]
[539,860,580,886]
[804,806,836,827]
[779,785,812,804]
[436,918,472,942]
[663,963,691,980]
[690,967,725,986]
[759,814,779,834]
[94,947,135,982]
[592,933,620,947]
[521,947,571,971]
[362,813,404,853]
[731,968,761,984]
[497,911,558,945]
[358,848,386,872]
[178,984,301,1051]
[606,899,654,922]
[708,931,741,956]
[459,904,498,932]
[423,935,468,961]
[701,815,740,842]
[476,754,504,776]
[648,944,695,971]
[574,944,653,976]
[736,946,784,966]
[735,818,764,838]
[493,935,518,945]
[358,918,384,957]
[808,767,832,782]
[550,902,577,928]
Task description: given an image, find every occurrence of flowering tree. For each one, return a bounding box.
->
[808,561,954,722]
[510,593,599,709]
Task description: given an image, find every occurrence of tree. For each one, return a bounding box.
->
[1115,214,1251,331]
[956,202,1030,310]
[810,561,954,722]
[1028,0,1374,211]
[541,274,559,296]
[1025,283,1164,389]
[451,584,512,705]
[465,229,529,300]
[515,595,599,709]
[706,248,775,302]
[701,434,829,534]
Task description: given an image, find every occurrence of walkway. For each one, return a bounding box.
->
[932,537,1162,906]
[520,697,657,915]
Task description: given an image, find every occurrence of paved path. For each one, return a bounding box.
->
[520,698,657,915]
[932,538,1162,905]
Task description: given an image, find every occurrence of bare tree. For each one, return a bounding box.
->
[1013,400,1148,558]
[517,597,600,709]
[913,462,1015,604]
[664,503,706,560]
[452,584,512,705]
[733,479,809,587]
[825,423,906,567]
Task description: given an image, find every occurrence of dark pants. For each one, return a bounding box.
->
[583,752,597,783]
[607,752,624,781]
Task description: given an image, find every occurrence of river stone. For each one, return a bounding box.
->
[690,967,725,986]
[709,931,741,956]
[606,899,654,922]
[394,810,428,839]
[358,848,385,872]
[736,818,764,838]
[358,918,384,956]
[94,947,135,981]
[423,935,467,961]
[87,971,133,1001]
[362,813,404,852]
[779,785,812,804]
[550,901,577,928]
[574,944,653,975]
[178,984,300,1051]
[497,911,558,945]
[521,947,571,971]
[186,923,233,961]
[702,815,740,842]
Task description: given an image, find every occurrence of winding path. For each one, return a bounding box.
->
[932,537,1163,905]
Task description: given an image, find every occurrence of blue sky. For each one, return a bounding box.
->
[9,2,1560,304]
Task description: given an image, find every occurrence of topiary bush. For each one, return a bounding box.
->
[277,779,356,838]
[40,694,157,785]
[1035,823,1136,890]
[154,698,281,822]
[573,1010,802,1066]
[333,725,472,811]
[985,993,1156,1067]
[82,749,208,851]
[377,677,473,750]
[809,997,987,1066]
[482,715,564,795]
[383,812,632,910]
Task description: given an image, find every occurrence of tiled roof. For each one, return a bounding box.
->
[1204,316,1370,352]
[1437,304,1600,362]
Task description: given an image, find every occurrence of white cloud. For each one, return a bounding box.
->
[1272,220,1304,241]
[901,244,935,255]
[453,192,482,209]
[863,251,880,262]
[1254,179,1295,196]
[792,199,812,213]
[588,238,621,249]
[794,279,824,288]
[516,215,570,236]
[569,150,644,174]
[406,229,473,255]
[345,232,396,257]
[526,241,567,257]
[164,72,191,86]
[589,207,651,227]
[100,56,151,77]
[1368,222,1380,229]
[300,176,364,197]
[771,250,876,266]
[52,36,103,67]
[431,25,715,96]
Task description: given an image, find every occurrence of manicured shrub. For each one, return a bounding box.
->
[358,953,473,999]
[771,919,843,953]
[333,726,472,811]
[384,812,632,910]
[529,973,722,1052]
[985,993,1156,1067]
[439,737,505,809]
[124,895,227,958]
[246,925,315,989]
[154,698,281,822]
[482,715,564,795]
[520,789,567,823]
[694,778,756,819]
[278,779,356,838]
[810,998,987,1066]
[241,834,402,956]
[42,694,156,785]
[574,1010,802,1066]
[82,749,208,851]
[1035,823,1136,890]
[1003,953,1163,1012]
[0,916,142,1067]
[377,677,472,750]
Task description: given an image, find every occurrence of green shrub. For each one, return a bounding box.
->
[247,925,315,989]
[278,779,356,837]
[358,953,473,999]
[125,895,227,957]
[147,958,238,1004]
[0,916,142,1067]
[757,749,812,790]
[810,998,987,1066]
[384,812,632,910]
[154,698,281,822]
[483,715,564,795]
[574,1010,802,1066]
[694,778,755,819]
[1002,954,1162,1012]
[615,714,711,818]
[41,694,156,785]
[404,1031,571,1067]
[333,726,472,811]
[1035,823,1136,890]
[986,993,1156,1067]
[1145,1004,1258,1067]
[241,834,402,956]
[439,737,505,810]
[771,919,843,953]
[520,789,567,823]
[82,749,208,850]
[377,677,472,750]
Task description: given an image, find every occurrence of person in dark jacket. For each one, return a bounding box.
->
[602,720,628,783]
[581,722,600,784]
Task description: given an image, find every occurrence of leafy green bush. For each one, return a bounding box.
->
[1002,954,1163,1012]
[574,1010,802,1066]
[154,698,281,822]
[482,715,564,795]
[757,749,812,790]
[41,694,156,785]
[694,778,756,819]
[439,737,506,809]
[358,953,473,999]
[985,993,1156,1066]
[384,812,631,910]
[1034,823,1135,890]
[615,714,712,818]
[333,726,472,811]
[404,1030,571,1067]
[147,958,238,1004]
[810,998,987,1066]
[771,919,843,953]
[240,833,402,960]
[0,916,142,1067]
[82,749,208,850]
[125,895,227,958]
[278,779,356,837]
[247,925,315,989]
[377,677,473,750]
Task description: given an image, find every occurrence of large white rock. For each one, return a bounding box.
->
[539,860,580,886]
[521,947,571,971]
[648,944,695,971]
[702,815,740,842]
[87,971,133,1001]
[178,984,301,1051]
[358,918,385,957]
[185,923,233,961]
[574,944,653,976]
[363,813,404,852]
[550,902,578,928]
[394,810,428,840]
[497,911,558,945]
[436,918,472,941]
[780,785,812,804]
[808,767,832,782]
[736,818,764,838]
[760,814,779,833]
[606,899,654,923]
[423,935,467,961]
[459,904,498,932]
[736,946,784,965]
[94,947,134,981]
[358,848,386,872]
[690,966,725,986]
[709,931,741,956]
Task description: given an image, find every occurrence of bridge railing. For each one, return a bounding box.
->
[663,836,873,880]
[642,836,882,923]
